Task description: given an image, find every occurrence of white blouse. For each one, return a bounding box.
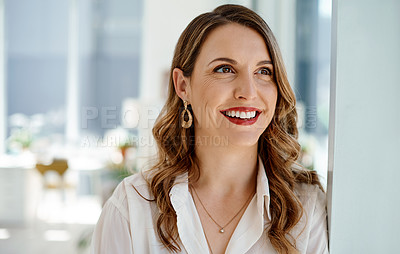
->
[91,161,329,254]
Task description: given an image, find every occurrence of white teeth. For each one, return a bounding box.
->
[224,110,257,119]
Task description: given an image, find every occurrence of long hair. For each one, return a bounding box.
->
[147,4,322,253]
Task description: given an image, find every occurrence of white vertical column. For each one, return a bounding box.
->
[0,0,6,154]
[66,0,79,144]
[256,0,296,86]
[328,0,400,253]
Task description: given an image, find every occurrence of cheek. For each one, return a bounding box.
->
[190,78,223,109]
[270,90,278,110]
[262,84,278,108]
[188,80,214,122]
[259,85,278,127]
[271,84,278,103]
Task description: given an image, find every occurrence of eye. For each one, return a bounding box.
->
[214,65,234,74]
[257,68,272,76]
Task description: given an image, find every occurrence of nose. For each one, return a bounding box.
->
[233,72,257,100]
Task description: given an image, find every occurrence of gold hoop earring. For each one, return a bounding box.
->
[181,101,193,128]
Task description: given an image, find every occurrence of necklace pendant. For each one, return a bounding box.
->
[219,228,225,233]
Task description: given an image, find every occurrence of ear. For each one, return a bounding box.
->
[173,68,191,102]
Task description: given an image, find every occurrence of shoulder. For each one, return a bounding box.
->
[294,182,326,217]
[293,182,329,253]
[121,171,151,196]
[91,173,153,253]
[294,182,325,200]
[291,163,325,208]
[106,172,153,217]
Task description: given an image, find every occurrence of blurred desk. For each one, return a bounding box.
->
[0,151,124,226]
[0,153,107,225]
[0,166,41,226]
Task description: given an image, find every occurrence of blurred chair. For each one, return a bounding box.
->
[36,159,69,189]
[34,159,71,222]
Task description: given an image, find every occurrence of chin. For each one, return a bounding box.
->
[223,132,261,148]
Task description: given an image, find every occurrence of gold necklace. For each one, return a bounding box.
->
[190,184,255,234]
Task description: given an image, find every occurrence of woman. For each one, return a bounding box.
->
[91,4,329,254]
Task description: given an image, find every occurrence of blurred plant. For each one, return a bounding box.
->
[298,131,317,170]
[118,139,136,159]
[76,228,94,253]
[7,110,65,154]
[106,161,131,181]
[299,146,314,170]
[8,128,34,151]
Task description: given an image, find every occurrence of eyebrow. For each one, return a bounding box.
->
[256,60,273,65]
[207,57,273,66]
[208,57,237,66]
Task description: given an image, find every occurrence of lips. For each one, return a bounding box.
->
[220,107,262,126]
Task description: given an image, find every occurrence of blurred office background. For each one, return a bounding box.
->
[0,0,331,253]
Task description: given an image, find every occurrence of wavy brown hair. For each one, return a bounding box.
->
[146,4,323,253]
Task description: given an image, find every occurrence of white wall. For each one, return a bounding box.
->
[328,0,400,253]
[0,0,5,154]
[66,0,79,145]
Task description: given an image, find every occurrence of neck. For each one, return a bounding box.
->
[191,137,258,196]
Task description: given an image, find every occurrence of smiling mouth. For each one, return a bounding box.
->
[220,107,262,125]
[222,110,259,120]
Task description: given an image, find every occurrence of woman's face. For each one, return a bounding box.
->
[178,23,278,148]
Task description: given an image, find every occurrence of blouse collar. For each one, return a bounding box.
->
[169,157,271,219]
[256,157,272,221]
[169,157,272,254]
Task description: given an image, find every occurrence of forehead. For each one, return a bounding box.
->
[196,23,271,65]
